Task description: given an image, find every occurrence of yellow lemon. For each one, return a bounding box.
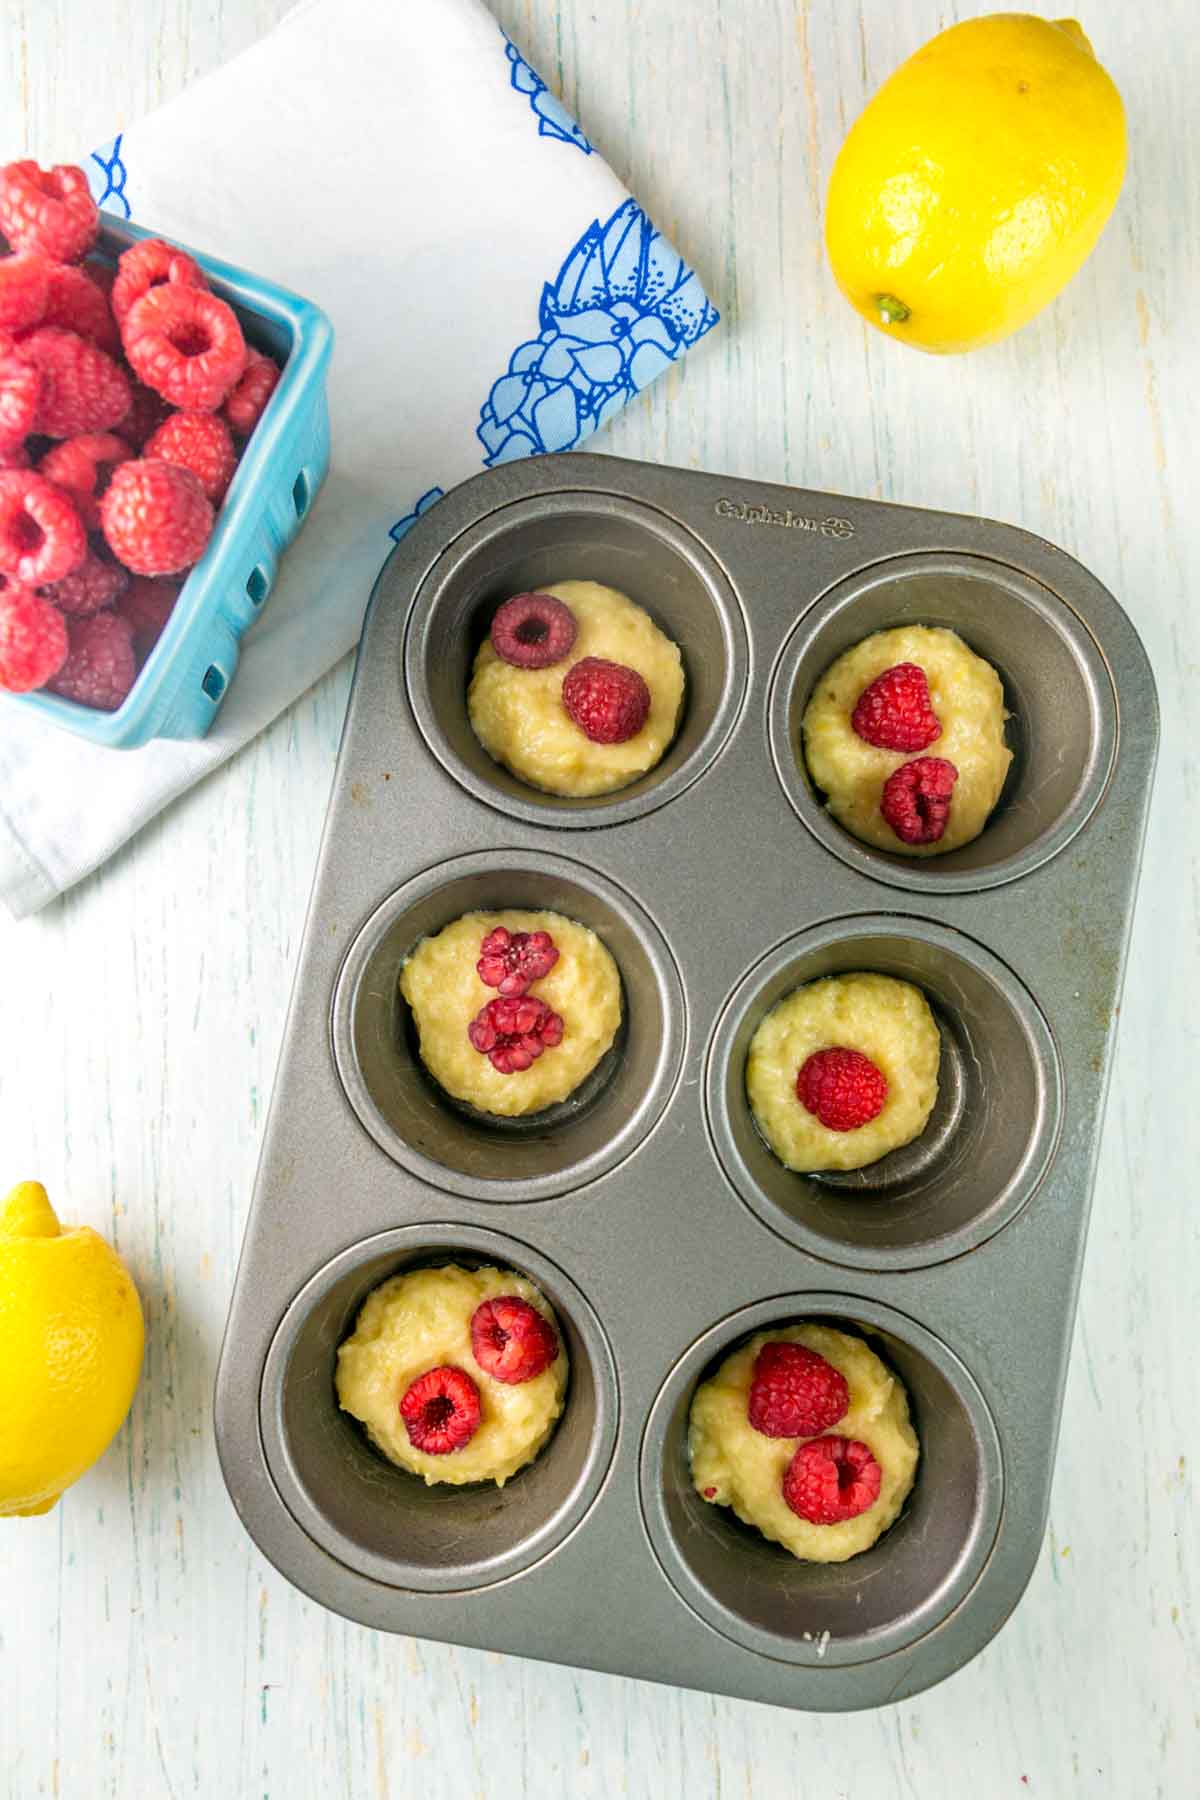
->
[0,1181,144,1517]
[824,15,1126,352]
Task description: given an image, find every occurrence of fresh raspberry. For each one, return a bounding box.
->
[122,284,247,412]
[0,584,68,691]
[782,1436,882,1524]
[47,609,136,711]
[880,755,959,846]
[120,381,173,450]
[0,338,41,450]
[222,347,280,436]
[110,237,206,327]
[40,262,120,354]
[398,1365,481,1455]
[39,549,128,617]
[16,328,130,438]
[0,162,98,263]
[83,259,117,301]
[476,925,560,997]
[0,442,30,470]
[490,592,577,669]
[851,662,942,752]
[562,656,651,744]
[747,1341,850,1439]
[100,458,214,576]
[118,575,181,658]
[0,469,87,585]
[470,1297,560,1384]
[144,410,236,503]
[0,252,49,332]
[38,432,133,528]
[467,994,564,1073]
[797,1047,888,1132]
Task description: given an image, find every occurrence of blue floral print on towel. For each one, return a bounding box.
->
[88,136,130,218]
[389,487,446,543]
[504,39,593,153]
[477,199,718,467]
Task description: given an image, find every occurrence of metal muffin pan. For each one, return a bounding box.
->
[215,453,1157,1712]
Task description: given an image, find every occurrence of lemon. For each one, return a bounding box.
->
[824,15,1126,352]
[0,1181,144,1517]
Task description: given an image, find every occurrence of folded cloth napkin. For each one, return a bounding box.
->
[0,0,717,918]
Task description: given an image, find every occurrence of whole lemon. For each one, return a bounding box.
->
[824,15,1126,352]
[0,1181,144,1517]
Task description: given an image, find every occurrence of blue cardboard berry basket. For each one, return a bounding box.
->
[13,217,333,749]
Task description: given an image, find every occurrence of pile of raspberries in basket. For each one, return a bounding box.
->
[0,159,281,712]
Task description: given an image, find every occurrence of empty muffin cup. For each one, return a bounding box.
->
[770,552,1118,893]
[640,1294,1003,1667]
[332,849,686,1200]
[706,916,1062,1270]
[403,491,749,826]
[260,1223,619,1592]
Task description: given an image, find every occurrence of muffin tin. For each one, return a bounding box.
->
[215,453,1157,1711]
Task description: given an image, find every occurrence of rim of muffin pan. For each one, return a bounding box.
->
[331,849,686,1200]
[403,491,750,828]
[768,551,1119,895]
[639,1293,1004,1669]
[259,1223,620,1592]
[705,915,1063,1271]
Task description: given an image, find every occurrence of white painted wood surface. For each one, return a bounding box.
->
[1,1,1196,1793]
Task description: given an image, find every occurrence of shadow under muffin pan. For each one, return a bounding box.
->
[215,454,1157,1713]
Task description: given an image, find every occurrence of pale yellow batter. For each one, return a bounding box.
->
[802,625,1012,855]
[399,908,622,1117]
[468,580,685,796]
[747,973,940,1172]
[336,1263,568,1487]
[689,1323,919,1562]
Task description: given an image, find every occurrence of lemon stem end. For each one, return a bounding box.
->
[1,1182,61,1240]
[875,294,911,327]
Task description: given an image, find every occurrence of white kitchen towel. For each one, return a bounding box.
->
[0,0,717,918]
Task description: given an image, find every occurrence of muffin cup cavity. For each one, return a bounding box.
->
[260,1224,619,1592]
[640,1294,1003,1667]
[332,850,686,1200]
[770,552,1118,893]
[404,492,748,826]
[706,916,1062,1270]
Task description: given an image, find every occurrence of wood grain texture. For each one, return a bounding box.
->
[0,1,1196,1794]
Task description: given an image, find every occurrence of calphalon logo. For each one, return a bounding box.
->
[714,497,855,538]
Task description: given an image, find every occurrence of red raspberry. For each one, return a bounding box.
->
[747,1341,850,1439]
[100,458,214,576]
[40,262,120,354]
[0,584,68,691]
[144,410,236,503]
[39,549,128,617]
[0,339,42,450]
[797,1047,888,1132]
[0,162,98,263]
[490,592,577,669]
[0,469,87,585]
[0,442,30,470]
[562,656,651,744]
[0,252,50,332]
[123,285,247,412]
[476,925,560,997]
[121,381,173,450]
[16,328,130,438]
[782,1436,882,1524]
[880,755,959,846]
[851,662,941,752]
[38,432,133,528]
[83,259,117,301]
[110,237,206,327]
[47,609,137,711]
[118,575,181,658]
[467,994,564,1073]
[222,348,280,436]
[470,1297,560,1385]
[398,1365,481,1455]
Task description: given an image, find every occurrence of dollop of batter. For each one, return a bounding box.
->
[468,580,684,796]
[336,1263,568,1487]
[689,1323,919,1562]
[803,625,1012,855]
